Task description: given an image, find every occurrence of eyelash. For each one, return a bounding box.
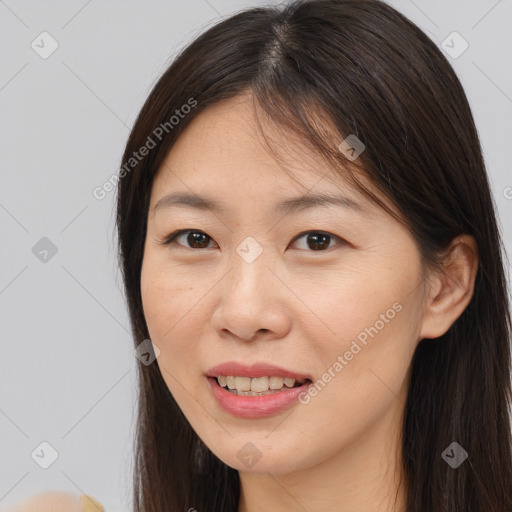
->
[160,229,345,252]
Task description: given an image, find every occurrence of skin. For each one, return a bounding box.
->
[141,91,478,512]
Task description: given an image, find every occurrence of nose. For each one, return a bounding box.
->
[210,250,291,342]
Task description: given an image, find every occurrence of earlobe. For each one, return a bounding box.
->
[418,235,479,340]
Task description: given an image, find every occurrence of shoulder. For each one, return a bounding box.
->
[7,492,104,512]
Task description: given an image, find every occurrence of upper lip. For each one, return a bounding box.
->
[206,361,313,381]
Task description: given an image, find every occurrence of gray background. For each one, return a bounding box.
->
[1,1,511,511]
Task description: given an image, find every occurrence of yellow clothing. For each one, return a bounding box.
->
[80,495,105,512]
[8,492,105,512]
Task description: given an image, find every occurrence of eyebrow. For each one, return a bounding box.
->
[152,191,367,216]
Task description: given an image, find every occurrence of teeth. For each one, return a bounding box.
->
[226,376,236,389]
[283,377,295,388]
[235,376,251,391]
[251,376,269,392]
[216,375,307,394]
[269,376,284,389]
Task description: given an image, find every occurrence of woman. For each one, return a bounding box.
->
[115,0,512,510]
[14,0,509,510]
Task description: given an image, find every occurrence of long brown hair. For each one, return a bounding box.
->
[115,1,512,510]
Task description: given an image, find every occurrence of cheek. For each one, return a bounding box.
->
[294,255,422,414]
[293,250,420,356]
[141,265,208,414]
[140,260,204,363]
[287,302,418,465]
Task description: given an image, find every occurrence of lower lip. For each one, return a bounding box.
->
[206,377,312,418]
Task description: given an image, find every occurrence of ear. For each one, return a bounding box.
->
[418,234,479,340]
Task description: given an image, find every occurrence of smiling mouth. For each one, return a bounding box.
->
[214,375,312,396]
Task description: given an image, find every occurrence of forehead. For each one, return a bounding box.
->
[161,95,324,180]
[155,95,357,192]
[150,92,397,222]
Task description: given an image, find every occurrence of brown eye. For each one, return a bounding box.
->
[290,231,342,251]
[163,229,343,252]
[164,230,217,249]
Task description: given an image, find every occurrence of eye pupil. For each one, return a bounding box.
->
[307,232,330,251]
[188,231,210,249]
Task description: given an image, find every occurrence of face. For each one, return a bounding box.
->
[140,91,428,476]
